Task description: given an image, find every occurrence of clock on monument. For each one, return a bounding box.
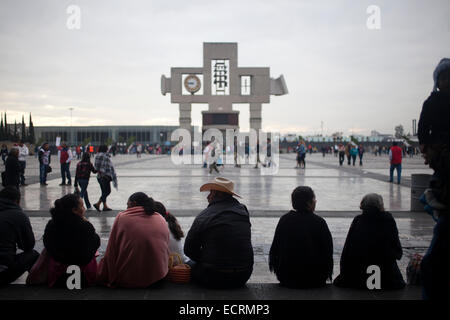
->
[184,74,201,94]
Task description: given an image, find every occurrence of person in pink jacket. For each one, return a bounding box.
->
[97,192,169,288]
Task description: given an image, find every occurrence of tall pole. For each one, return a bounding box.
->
[69,107,74,145]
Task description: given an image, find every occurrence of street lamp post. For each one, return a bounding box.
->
[69,107,74,145]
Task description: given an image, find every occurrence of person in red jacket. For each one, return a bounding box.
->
[389,141,402,184]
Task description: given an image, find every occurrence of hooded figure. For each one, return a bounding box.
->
[333,193,405,290]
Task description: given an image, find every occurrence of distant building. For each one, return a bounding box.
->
[34,125,196,146]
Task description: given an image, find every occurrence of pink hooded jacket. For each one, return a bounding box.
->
[97,206,170,288]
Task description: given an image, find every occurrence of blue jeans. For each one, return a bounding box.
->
[39,164,48,184]
[390,163,402,183]
[60,163,71,184]
[78,178,91,208]
[97,176,111,202]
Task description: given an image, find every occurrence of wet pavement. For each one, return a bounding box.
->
[3,152,436,285]
[11,152,433,211]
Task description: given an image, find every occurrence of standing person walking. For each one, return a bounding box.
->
[74,152,97,211]
[17,140,29,186]
[5,148,21,189]
[58,143,73,186]
[345,143,352,165]
[38,142,51,186]
[350,144,358,166]
[389,142,403,184]
[93,145,117,212]
[297,141,306,169]
[338,143,345,166]
[76,145,81,160]
[1,145,8,165]
[358,144,365,166]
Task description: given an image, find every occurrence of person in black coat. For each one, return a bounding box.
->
[184,177,253,289]
[269,186,333,288]
[333,193,405,290]
[5,148,21,189]
[0,187,39,286]
[417,58,450,300]
[43,194,100,286]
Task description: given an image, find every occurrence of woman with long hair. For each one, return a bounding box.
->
[42,194,100,287]
[153,201,187,262]
[97,192,169,288]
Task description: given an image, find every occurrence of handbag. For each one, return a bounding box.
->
[406,253,423,285]
[167,253,191,284]
[46,165,52,173]
[26,248,50,285]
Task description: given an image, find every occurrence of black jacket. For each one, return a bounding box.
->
[0,198,35,266]
[421,214,450,300]
[269,210,333,288]
[333,210,405,289]
[5,155,21,187]
[184,197,254,269]
[43,213,100,266]
[418,91,450,145]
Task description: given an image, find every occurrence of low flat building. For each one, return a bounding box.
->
[34,125,192,146]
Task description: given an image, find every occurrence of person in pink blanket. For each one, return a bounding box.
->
[97,192,169,288]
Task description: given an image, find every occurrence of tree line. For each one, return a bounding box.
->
[0,113,35,144]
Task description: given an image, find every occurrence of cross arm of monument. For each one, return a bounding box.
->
[270,75,288,96]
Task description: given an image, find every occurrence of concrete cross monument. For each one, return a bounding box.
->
[161,42,288,134]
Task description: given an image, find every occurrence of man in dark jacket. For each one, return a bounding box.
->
[5,148,21,189]
[269,186,333,288]
[38,142,51,186]
[0,187,39,286]
[184,177,253,289]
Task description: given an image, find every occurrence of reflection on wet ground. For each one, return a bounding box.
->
[10,152,435,284]
[16,153,432,211]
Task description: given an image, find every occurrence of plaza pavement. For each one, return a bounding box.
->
[1,152,435,285]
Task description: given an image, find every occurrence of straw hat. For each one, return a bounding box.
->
[200,177,242,198]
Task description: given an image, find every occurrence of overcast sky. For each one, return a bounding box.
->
[0,0,449,136]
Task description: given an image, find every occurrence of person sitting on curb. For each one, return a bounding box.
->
[154,201,188,263]
[269,186,333,288]
[184,177,254,289]
[333,193,405,290]
[97,192,169,288]
[42,194,100,288]
[0,187,39,286]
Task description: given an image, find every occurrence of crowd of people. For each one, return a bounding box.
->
[0,58,448,300]
[0,176,447,299]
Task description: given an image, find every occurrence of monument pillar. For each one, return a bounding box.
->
[179,103,192,130]
[249,103,262,131]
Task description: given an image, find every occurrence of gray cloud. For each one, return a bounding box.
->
[0,0,449,135]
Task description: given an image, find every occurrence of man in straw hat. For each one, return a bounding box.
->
[184,177,254,288]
